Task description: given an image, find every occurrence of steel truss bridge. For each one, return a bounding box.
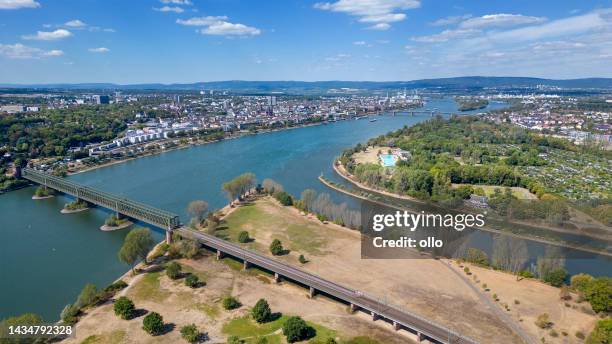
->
[22,168,180,231]
[23,168,478,344]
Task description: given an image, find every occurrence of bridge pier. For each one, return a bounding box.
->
[273,272,281,283]
[416,332,424,342]
[308,286,316,298]
[393,321,400,331]
[166,230,173,245]
[371,311,378,321]
[349,303,357,313]
[243,260,250,270]
[216,250,223,260]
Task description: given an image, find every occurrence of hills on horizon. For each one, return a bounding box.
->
[2,76,612,92]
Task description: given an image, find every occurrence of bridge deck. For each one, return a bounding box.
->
[22,168,180,229]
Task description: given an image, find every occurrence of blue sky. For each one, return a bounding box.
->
[0,0,611,83]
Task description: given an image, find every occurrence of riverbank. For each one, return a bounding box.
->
[322,169,612,258]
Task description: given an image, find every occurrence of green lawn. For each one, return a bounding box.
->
[128,271,169,303]
[222,315,337,343]
[80,330,126,344]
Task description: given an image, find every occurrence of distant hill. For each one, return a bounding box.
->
[1,76,612,91]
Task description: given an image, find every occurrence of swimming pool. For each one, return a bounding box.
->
[380,154,397,167]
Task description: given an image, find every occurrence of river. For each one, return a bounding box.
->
[1,99,609,321]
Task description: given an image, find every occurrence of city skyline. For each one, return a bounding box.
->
[1,0,611,83]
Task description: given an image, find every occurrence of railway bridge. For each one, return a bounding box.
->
[22,168,478,344]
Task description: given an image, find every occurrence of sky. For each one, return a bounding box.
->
[0,0,611,84]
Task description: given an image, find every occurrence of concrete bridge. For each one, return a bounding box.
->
[392,110,456,117]
[23,169,478,344]
[22,168,180,243]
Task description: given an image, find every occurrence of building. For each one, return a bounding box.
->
[0,105,26,114]
[92,95,110,104]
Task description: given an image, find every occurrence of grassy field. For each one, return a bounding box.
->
[80,330,126,344]
[129,271,169,303]
[222,315,337,344]
[219,199,328,255]
[451,183,537,199]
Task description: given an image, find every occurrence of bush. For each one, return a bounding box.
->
[142,312,164,336]
[114,297,135,320]
[251,299,272,323]
[166,261,182,280]
[269,239,284,256]
[518,270,535,278]
[584,277,612,313]
[222,296,241,310]
[104,280,128,293]
[299,254,307,264]
[586,319,612,344]
[282,316,313,343]
[255,337,268,344]
[535,313,552,329]
[576,331,585,339]
[185,274,199,288]
[571,273,594,292]
[274,191,293,206]
[559,285,571,300]
[238,231,251,243]
[76,283,98,308]
[60,304,79,325]
[180,324,200,343]
[227,336,242,344]
[543,268,567,287]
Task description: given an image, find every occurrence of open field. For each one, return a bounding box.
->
[218,197,601,344]
[450,184,538,200]
[352,146,392,165]
[63,252,409,344]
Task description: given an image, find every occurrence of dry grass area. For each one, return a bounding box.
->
[450,184,538,200]
[218,197,524,343]
[449,262,599,344]
[63,253,411,344]
[352,146,392,165]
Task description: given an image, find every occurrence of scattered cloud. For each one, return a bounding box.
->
[430,14,472,26]
[0,0,39,10]
[0,43,63,59]
[153,6,184,13]
[325,53,351,62]
[22,29,72,40]
[64,19,86,27]
[314,0,420,29]
[459,13,546,29]
[353,40,366,45]
[160,0,192,4]
[88,47,110,53]
[176,16,228,26]
[177,16,261,36]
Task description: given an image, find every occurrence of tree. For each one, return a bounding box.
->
[222,296,241,310]
[76,283,98,308]
[535,313,552,329]
[238,231,251,243]
[270,239,284,256]
[114,296,135,319]
[60,304,79,324]
[282,316,313,343]
[559,285,571,300]
[300,189,317,212]
[118,227,154,274]
[587,319,612,344]
[187,200,208,225]
[222,173,256,203]
[571,273,595,292]
[180,324,200,343]
[251,298,272,323]
[262,179,283,194]
[464,248,489,266]
[142,312,164,336]
[491,236,528,274]
[584,278,612,313]
[0,313,44,339]
[185,274,199,288]
[299,254,307,264]
[166,261,182,280]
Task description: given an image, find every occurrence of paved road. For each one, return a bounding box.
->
[178,227,478,344]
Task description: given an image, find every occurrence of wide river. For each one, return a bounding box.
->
[1,99,609,321]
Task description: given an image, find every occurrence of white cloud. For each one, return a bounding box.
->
[353,40,366,45]
[64,19,86,27]
[200,21,261,36]
[411,28,478,42]
[177,16,261,36]
[88,47,109,53]
[154,6,184,13]
[430,14,472,26]
[0,0,39,10]
[0,43,62,59]
[368,23,390,30]
[43,49,64,56]
[314,0,420,29]
[176,16,227,26]
[22,29,72,40]
[325,53,351,61]
[160,0,192,4]
[459,14,546,29]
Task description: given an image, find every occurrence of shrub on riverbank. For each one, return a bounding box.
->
[180,324,200,343]
[222,296,242,310]
[142,312,164,336]
[114,297,135,320]
[166,261,182,280]
[270,239,284,256]
[274,191,293,206]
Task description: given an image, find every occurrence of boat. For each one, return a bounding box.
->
[369,118,377,122]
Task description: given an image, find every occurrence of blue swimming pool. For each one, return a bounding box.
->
[380,154,397,167]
